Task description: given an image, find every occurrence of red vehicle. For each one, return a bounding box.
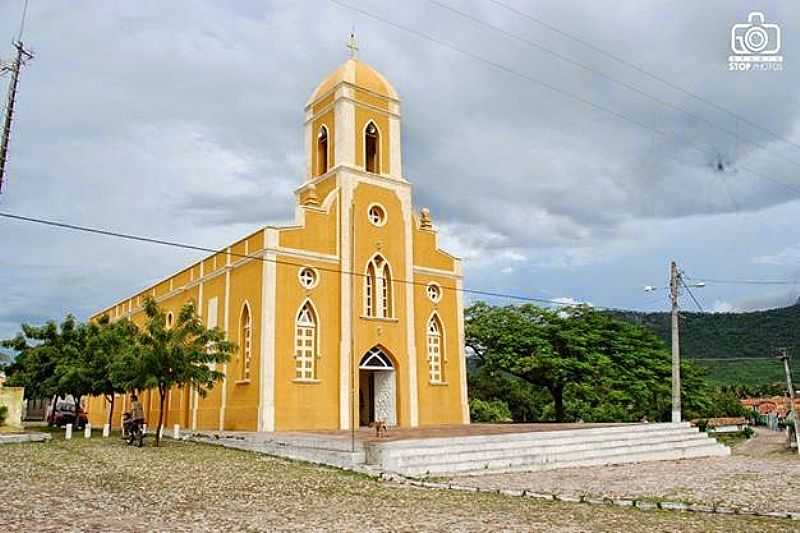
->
[46,397,88,430]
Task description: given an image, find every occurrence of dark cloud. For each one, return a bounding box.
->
[1,0,799,339]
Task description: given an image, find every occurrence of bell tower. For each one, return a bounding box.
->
[304,35,404,182]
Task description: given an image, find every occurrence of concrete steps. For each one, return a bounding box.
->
[366,423,729,477]
[192,431,366,469]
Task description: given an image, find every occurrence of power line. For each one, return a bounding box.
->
[329,0,800,198]
[0,211,601,309]
[679,275,704,313]
[485,0,800,157]
[17,0,29,42]
[686,276,799,286]
[429,0,800,171]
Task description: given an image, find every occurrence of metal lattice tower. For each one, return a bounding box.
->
[0,39,33,194]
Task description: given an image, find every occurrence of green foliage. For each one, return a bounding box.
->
[2,316,92,402]
[85,316,140,426]
[609,302,800,386]
[467,365,551,422]
[469,398,513,423]
[2,298,234,446]
[466,302,735,423]
[0,405,7,426]
[693,358,792,391]
[135,298,235,445]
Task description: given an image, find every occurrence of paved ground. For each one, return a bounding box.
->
[735,427,791,457]
[450,428,800,515]
[225,422,631,444]
[2,430,794,532]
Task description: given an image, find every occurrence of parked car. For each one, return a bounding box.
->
[46,397,88,429]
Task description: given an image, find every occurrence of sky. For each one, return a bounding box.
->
[0,0,799,340]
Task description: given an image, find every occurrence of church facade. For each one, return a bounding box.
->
[87,55,469,432]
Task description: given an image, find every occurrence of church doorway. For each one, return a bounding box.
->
[358,346,397,427]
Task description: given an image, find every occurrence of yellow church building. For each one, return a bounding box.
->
[87,51,469,433]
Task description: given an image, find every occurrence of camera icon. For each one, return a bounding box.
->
[731,12,781,55]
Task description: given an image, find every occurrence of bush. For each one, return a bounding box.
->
[742,425,755,439]
[0,405,7,427]
[469,398,513,423]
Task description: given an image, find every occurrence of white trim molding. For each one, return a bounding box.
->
[259,228,279,432]
[456,276,470,424]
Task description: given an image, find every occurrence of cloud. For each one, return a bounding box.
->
[552,296,592,307]
[1,1,800,338]
[710,300,738,313]
[753,244,800,266]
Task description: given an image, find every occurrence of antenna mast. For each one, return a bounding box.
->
[0,0,33,194]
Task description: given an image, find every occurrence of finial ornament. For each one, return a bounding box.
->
[420,208,433,230]
[346,32,359,59]
[302,183,320,207]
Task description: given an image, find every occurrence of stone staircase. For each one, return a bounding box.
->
[192,431,366,469]
[365,423,729,478]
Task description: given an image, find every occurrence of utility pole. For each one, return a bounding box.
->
[777,347,800,454]
[646,262,704,423]
[670,260,681,423]
[0,39,33,194]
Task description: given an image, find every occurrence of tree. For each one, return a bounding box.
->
[134,298,234,446]
[84,316,139,428]
[466,302,719,423]
[466,302,599,421]
[3,322,62,399]
[2,316,91,408]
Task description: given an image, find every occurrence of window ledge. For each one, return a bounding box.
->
[292,378,321,384]
[234,379,251,385]
[429,381,449,386]
[359,316,399,323]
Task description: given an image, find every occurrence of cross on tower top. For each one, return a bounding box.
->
[346,32,359,59]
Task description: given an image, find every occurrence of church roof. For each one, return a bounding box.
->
[307,58,399,104]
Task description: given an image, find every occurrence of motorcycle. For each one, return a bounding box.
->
[122,412,145,448]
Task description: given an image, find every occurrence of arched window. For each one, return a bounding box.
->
[365,261,376,317]
[364,255,393,318]
[427,315,444,383]
[316,125,328,176]
[365,121,379,173]
[165,312,174,329]
[240,304,252,380]
[294,302,317,380]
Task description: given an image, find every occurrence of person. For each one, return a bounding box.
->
[125,393,145,435]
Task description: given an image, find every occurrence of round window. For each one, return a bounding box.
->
[298,267,318,289]
[367,204,386,227]
[426,283,442,303]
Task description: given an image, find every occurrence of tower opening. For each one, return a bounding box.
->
[316,126,329,176]
[365,122,379,173]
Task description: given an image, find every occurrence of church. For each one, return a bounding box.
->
[87,47,469,432]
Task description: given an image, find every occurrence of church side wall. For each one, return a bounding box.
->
[195,273,226,430]
[224,259,263,430]
[86,230,267,433]
[413,272,465,425]
[273,255,341,431]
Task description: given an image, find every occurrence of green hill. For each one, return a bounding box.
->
[610,302,800,388]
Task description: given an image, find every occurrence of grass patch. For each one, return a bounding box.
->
[712,431,750,448]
